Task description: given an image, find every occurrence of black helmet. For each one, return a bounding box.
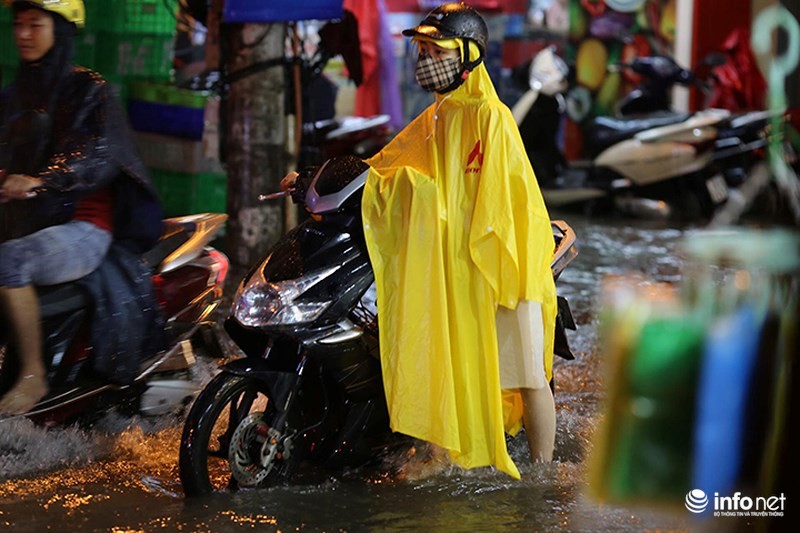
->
[402,3,489,60]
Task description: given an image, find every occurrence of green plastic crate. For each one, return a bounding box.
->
[134,131,223,174]
[73,31,98,69]
[128,80,209,108]
[150,169,227,216]
[85,0,177,35]
[0,21,15,67]
[95,32,174,79]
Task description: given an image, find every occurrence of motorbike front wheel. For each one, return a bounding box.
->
[179,372,293,496]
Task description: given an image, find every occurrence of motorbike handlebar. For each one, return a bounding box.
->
[260,166,318,205]
[258,191,289,202]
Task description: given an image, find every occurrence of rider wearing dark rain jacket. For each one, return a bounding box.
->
[0,0,162,415]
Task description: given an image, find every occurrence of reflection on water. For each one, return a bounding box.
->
[0,213,697,531]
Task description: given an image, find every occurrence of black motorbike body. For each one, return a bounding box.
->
[178,157,578,496]
[615,55,698,117]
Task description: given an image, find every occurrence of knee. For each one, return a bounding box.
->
[0,241,33,288]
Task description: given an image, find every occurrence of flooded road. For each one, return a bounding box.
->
[0,212,698,532]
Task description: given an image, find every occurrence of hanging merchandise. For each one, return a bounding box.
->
[588,228,799,518]
[223,0,343,23]
[682,228,799,512]
[691,305,763,497]
[588,277,705,503]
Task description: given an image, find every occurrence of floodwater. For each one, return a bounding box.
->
[0,212,702,532]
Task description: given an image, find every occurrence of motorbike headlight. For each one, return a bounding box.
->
[232,265,340,327]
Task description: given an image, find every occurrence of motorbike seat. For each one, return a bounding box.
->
[31,224,190,321]
[36,283,88,318]
[586,111,691,158]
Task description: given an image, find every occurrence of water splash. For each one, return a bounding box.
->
[0,418,97,480]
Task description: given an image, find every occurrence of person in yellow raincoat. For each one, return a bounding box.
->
[363,2,558,478]
[282,2,558,479]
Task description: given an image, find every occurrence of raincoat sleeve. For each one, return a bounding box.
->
[366,111,431,171]
[362,165,461,447]
[468,101,558,379]
[469,101,555,308]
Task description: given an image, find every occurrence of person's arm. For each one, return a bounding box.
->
[35,81,121,193]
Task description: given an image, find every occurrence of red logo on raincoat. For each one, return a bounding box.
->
[466,140,484,173]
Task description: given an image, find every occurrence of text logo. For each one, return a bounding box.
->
[686,489,787,517]
[466,140,484,174]
[685,489,709,513]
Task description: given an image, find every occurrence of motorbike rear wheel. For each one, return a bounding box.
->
[179,372,292,496]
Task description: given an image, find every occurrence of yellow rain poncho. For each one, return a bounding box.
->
[362,44,557,479]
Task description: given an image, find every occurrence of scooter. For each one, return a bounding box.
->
[298,113,392,168]
[513,47,784,220]
[178,156,578,496]
[0,212,230,426]
[612,54,699,117]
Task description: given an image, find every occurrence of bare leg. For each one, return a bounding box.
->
[521,386,555,462]
[0,285,48,415]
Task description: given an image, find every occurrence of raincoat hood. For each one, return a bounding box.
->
[362,60,557,478]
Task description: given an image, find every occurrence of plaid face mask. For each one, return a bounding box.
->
[415,53,462,93]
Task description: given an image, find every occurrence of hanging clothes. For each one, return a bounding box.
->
[342,0,403,128]
[362,54,557,479]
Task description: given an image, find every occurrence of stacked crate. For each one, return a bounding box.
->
[128,80,226,217]
[82,0,178,101]
[0,7,15,87]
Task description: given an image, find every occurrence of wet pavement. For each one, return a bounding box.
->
[0,212,705,532]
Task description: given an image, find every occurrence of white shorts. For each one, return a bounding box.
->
[496,300,548,390]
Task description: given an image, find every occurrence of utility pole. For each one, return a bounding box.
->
[207,0,290,267]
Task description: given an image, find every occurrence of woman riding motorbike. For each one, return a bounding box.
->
[0,0,162,415]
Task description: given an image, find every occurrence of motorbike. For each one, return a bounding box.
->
[178,156,578,496]
[612,54,700,118]
[0,103,232,426]
[513,46,788,220]
[297,113,392,169]
[0,212,230,426]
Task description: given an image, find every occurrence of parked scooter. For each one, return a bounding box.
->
[298,113,392,168]
[178,156,578,496]
[612,54,699,117]
[0,212,230,425]
[513,46,784,220]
